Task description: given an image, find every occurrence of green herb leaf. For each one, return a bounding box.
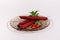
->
[30,10,39,16]
[35,13,39,16]
[35,20,41,25]
[35,11,38,14]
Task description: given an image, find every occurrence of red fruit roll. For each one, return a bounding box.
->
[17,19,30,28]
[19,16,48,20]
[18,19,30,25]
[19,20,36,29]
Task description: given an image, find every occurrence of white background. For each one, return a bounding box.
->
[0,0,60,40]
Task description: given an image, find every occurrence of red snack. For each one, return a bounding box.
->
[19,16,48,20]
[18,20,36,29]
[18,19,30,25]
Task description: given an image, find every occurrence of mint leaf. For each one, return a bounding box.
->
[35,11,38,14]
[30,10,39,16]
[35,13,39,16]
[35,20,41,25]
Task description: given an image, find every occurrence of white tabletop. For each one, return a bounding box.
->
[0,0,60,40]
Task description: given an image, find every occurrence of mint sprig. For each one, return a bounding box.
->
[30,11,39,16]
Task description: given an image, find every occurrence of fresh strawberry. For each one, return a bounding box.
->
[32,24,41,29]
[36,24,41,28]
[32,20,42,29]
[32,24,37,29]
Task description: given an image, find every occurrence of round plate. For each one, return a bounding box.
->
[7,16,53,32]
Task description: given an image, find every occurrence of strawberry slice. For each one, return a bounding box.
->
[32,24,37,29]
[32,24,41,29]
